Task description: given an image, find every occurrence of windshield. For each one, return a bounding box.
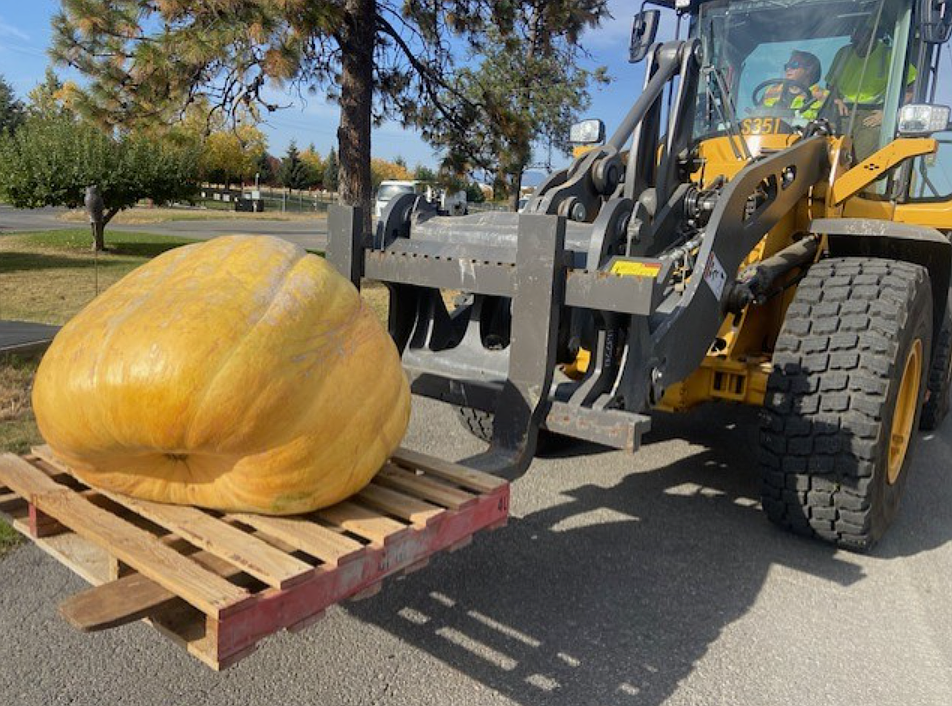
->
[694,0,914,162]
[377,184,415,202]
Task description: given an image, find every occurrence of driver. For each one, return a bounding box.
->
[763,51,829,120]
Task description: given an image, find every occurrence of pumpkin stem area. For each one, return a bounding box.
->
[164,453,189,462]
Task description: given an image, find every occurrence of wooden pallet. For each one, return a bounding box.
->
[0,446,509,670]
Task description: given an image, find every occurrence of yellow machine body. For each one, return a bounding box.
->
[657,132,949,412]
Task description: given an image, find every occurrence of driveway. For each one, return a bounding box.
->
[0,321,59,354]
[1,398,951,705]
[0,205,328,251]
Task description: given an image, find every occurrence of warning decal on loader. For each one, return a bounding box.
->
[703,252,728,300]
[611,260,662,278]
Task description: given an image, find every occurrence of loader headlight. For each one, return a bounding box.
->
[898,104,951,136]
[569,119,605,145]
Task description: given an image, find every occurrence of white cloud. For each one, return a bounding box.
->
[0,16,29,42]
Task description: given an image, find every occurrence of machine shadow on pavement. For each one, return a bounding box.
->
[347,404,952,706]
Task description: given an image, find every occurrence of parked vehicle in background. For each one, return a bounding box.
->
[440,189,468,216]
[375,181,424,218]
[375,180,467,217]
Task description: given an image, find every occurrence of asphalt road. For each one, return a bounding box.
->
[2,398,951,705]
[0,204,328,251]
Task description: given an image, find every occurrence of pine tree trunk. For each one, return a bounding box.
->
[338,0,375,234]
[508,170,524,212]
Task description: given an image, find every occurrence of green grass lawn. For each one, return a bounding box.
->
[1,229,200,325]
[0,228,389,555]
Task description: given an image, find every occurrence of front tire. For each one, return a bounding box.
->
[760,257,933,551]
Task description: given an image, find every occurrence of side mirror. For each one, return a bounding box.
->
[897,103,951,135]
[569,119,606,145]
[920,0,952,44]
[630,10,660,63]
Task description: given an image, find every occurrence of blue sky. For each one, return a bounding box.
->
[0,1,655,171]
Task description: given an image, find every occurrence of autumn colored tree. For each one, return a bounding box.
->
[300,144,325,188]
[200,125,267,188]
[370,157,413,190]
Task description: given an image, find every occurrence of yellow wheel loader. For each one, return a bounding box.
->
[328,0,952,551]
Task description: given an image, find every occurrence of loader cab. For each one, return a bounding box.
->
[687,0,923,168]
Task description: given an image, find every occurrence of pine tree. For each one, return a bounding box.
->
[323,149,339,193]
[423,2,609,210]
[255,151,275,186]
[0,75,24,134]
[278,141,310,191]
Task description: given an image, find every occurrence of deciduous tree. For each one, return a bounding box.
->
[200,124,267,188]
[371,157,412,190]
[0,113,198,250]
[300,144,325,188]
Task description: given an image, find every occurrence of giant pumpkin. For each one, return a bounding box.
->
[32,235,410,515]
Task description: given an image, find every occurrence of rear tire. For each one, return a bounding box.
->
[920,294,952,431]
[457,407,495,443]
[456,407,558,452]
[760,257,932,551]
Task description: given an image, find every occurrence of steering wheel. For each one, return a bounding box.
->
[752,78,817,110]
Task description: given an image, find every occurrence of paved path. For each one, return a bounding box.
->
[0,321,59,354]
[0,205,328,251]
[2,398,951,705]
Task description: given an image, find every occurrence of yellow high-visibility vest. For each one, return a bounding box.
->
[763,83,830,120]
[827,42,916,106]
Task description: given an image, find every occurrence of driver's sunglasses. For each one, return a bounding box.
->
[784,61,802,70]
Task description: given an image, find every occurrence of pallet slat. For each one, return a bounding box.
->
[60,572,180,632]
[391,448,506,493]
[96,492,314,590]
[375,464,477,510]
[60,532,295,632]
[227,512,364,565]
[358,483,444,526]
[0,452,66,497]
[0,454,252,618]
[317,501,410,545]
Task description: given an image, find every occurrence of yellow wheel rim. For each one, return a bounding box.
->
[888,338,923,485]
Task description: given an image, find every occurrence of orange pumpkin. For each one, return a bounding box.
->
[32,235,409,515]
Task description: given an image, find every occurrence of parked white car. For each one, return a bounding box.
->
[374,181,422,218]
